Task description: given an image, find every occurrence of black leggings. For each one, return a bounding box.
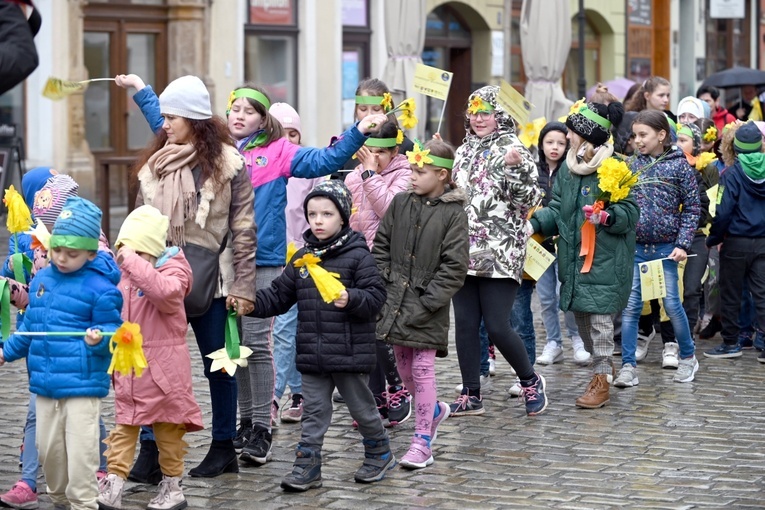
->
[453,276,534,391]
[368,340,402,402]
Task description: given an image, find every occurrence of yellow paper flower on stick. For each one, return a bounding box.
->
[381,92,394,112]
[4,186,32,234]
[107,322,148,378]
[695,151,717,171]
[518,117,547,148]
[294,253,345,303]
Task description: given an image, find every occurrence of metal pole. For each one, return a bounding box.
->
[577,0,587,99]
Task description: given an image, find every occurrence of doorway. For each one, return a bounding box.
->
[423,4,472,146]
[83,3,168,206]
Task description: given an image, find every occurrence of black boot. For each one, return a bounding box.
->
[232,418,253,452]
[189,439,239,478]
[280,444,322,492]
[128,439,162,485]
[354,438,396,483]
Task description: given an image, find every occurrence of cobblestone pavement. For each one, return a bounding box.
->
[0,298,764,510]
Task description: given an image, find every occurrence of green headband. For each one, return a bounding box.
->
[49,235,99,251]
[734,138,763,151]
[230,88,270,111]
[355,95,384,105]
[428,154,455,170]
[578,105,611,130]
[365,137,398,148]
[677,125,694,139]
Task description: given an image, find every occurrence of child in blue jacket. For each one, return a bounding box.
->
[0,197,123,510]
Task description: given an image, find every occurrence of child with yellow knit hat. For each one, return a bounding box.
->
[98,205,203,510]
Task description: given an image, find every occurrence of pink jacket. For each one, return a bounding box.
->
[346,153,412,249]
[113,247,203,432]
[286,176,324,250]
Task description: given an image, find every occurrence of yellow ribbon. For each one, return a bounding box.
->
[294,253,345,303]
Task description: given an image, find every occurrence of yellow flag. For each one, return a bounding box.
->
[413,63,453,101]
[639,260,666,301]
[523,237,555,281]
[497,80,534,125]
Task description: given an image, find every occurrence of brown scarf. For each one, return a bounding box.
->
[147,143,198,245]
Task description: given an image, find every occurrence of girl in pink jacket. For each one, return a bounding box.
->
[345,119,413,427]
[98,205,203,510]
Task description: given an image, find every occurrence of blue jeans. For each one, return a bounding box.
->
[621,243,695,366]
[273,304,302,400]
[536,260,581,346]
[189,298,237,440]
[510,279,536,364]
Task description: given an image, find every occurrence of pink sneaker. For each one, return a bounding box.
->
[399,437,433,470]
[96,470,107,482]
[430,401,450,445]
[0,481,38,509]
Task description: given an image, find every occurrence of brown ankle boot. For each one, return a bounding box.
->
[575,374,610,409]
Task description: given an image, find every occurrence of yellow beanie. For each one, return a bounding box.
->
[116,205,169,257]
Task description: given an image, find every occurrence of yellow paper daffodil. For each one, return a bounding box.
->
[559,97,587,122]
[703,125,718,143]
[207,345,253,376]
[396,129,404,145]
[518,117,547,148]
[695,151,717,171]
[407,144,433,168]
[597,157,638,203]
[108,322,148,378]
[398,109,418,130]
[468,97,490,115]
[294,253,345,303]
[4,186,32,235]
[226,90,236,113]
[381,92,394,112]
[397,98,416,113]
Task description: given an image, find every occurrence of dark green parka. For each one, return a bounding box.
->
[373,187,469,356]
[530,149,639,314]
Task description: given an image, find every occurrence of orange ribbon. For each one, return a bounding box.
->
[579,200,604,274]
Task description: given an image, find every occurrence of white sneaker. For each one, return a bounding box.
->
[488,358,496,376]
[571,337,592,366]
[537,342,564,365]
[97,473,125,510]
[454,374,492,394]
[147,476,187,510]
[635,330,656,362]
[673,356,699,383]
[507,377,522,397]
[614,365,639,388]
[662,342,679,369]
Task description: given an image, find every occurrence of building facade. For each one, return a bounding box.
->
[2,0,758,205]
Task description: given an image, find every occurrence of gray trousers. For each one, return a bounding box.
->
[574,312,615,376]
[300,372,388,448]
[238,266,281,428]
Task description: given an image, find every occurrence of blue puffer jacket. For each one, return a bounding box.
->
[2,251,124,399]
[629,146,700,250]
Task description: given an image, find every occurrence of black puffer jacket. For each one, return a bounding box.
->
[373,187,469,356]
[252,229,386,374]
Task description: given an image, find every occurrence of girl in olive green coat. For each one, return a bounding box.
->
[373,139,468,470]
[531,101,638,409]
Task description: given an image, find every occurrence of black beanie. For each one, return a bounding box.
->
[303,180,353,226]
[538,121,568,146]
[566,101,623,147]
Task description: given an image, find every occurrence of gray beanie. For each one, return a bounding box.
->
[159,76,212,120]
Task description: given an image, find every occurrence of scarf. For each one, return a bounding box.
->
[147,143,198,246]
[566,143,614,176]
[303,227,354,259]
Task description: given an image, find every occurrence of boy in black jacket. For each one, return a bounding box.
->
[250,180,391,491]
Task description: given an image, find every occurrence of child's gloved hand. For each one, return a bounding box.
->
[582,205,609,225]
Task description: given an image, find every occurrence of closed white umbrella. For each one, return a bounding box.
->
[381,0,426,138]
[520,0,573,122]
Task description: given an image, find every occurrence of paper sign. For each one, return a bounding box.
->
[498,80,534,125]
[639,259,666,301]
[413,63,453,101]
[523,237,555,281]
[706,184,719,218]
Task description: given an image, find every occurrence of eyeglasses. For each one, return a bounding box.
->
[467,111,494,121]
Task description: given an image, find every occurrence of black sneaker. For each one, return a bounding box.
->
[704,343,743,359]
[385,386,412,426]
[239,424,273,465]
[233,419,253,452]
[281,445,322,492]
[332,392,345,403]
[520,373,548,416]
[699,317,722,339]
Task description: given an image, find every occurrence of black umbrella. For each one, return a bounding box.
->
[702,66,765,89]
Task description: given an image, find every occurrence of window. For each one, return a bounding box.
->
[245,0,299,106]
[341,0,370,127]
[706,0,751,75]
[564,17,601,100]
